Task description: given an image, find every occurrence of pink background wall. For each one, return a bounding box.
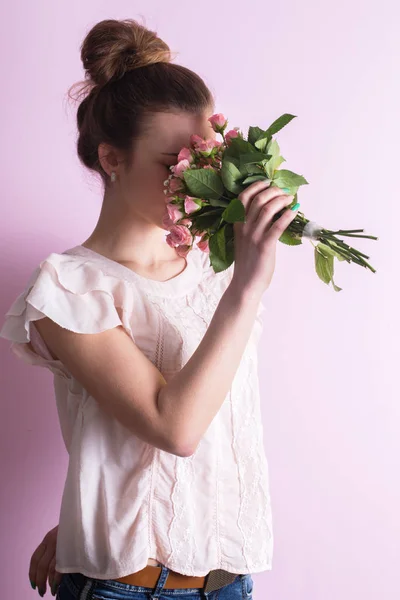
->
[0,1,398,598]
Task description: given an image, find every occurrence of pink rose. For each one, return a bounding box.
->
[177,147,193,163]
[190,134,205,148]
[166,202,185,223]
[166,224,193,248]
[225,128,239,145]
[184,195,201,214]
[168,176,184,193]
[195,138,222,157]
[208,113,228,133]
[171,159,191,178]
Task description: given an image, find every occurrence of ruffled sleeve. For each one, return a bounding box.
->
[0,252,125,376]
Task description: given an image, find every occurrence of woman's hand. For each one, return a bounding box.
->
[232,179,299,298]
[28,524,62,597]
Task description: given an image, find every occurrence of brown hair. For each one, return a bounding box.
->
[68,18,214,186]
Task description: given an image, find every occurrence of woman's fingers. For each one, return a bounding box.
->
[29,540,47,592]
[245,185,291,226]
[237,179,272,216]
[34,541,55,596]
[252,194,296,241]
[28,526,60,597]
[48,555,63,595]
[230,178,300,295]
[264,201,299,243]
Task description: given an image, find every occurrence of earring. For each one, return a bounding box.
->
[110,171,116,183]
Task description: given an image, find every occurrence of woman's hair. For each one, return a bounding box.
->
[68,18,214,185]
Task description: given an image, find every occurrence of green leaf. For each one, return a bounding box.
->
[254,136,271,153]
[242,175,271,185]
[315,244,334,284]
[221,160,245,194]
[240,162,267,176]
[209,196,230,208]
[265,138,279,155]
[248,126,265,145]
[272,169,309,187]
[265,113,297,137]
[239,152,271,166]
[183,169,224,200]
[227,156,249,177]
[221,197,246,223]
[224,137,259,160]
[264,139,285,178]
[266,156,286,179]
[279,229,303,245]
[315,244,343,290]
[252,114,296,153]
[194,210,224,231]
[317,240,346,261]
[332,280,343,292]
[208,226,234,272]
[317,241,346,262]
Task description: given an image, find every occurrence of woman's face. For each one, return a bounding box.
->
[119,108,216,228]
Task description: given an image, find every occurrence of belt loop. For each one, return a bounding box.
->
[79,576,97,600]
[203,569,238,594]
[151,565,171,599]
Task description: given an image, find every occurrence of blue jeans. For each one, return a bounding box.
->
[56,567,254,599]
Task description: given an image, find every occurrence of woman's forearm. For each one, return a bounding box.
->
[157,282,262,455]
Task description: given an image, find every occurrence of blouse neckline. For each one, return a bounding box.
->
[62,243,203,298]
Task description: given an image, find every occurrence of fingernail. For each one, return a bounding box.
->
[51,583,58,596]
[39,590,45,598]
[30,580,36,590]
[290,203,300,211]
[282,187,290,193]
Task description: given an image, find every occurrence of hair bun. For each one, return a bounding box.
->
[81,18,172,87]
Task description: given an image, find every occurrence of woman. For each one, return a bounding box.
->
[0,18,299,600]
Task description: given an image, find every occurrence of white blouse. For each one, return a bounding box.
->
[0,243,273,579]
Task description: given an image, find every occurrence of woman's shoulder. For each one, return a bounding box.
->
[0,247,126,347]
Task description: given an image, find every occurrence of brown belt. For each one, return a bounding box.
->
[114,563,238,592]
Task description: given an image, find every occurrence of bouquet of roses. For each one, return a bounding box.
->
[163,113,378,292]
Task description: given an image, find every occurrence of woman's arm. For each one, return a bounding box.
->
[157,285,261,454]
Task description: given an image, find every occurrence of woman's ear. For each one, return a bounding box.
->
[98,142,121,178]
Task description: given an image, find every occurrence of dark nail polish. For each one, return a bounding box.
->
[30,580,36,589]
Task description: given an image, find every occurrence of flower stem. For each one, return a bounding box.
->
[327,231,378,240]
[322,233,370,259]
[319,238,352,262]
